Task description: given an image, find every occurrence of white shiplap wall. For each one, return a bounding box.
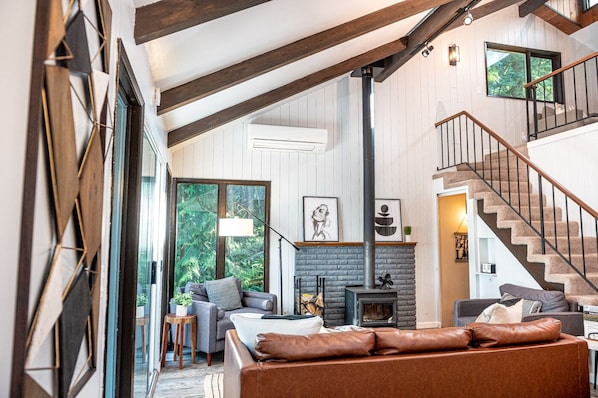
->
[169,6,594,326]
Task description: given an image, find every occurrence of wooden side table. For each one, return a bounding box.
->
[136,316,149,362]
[160,313,197,369]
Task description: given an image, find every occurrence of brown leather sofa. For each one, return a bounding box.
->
[223,319,589,398]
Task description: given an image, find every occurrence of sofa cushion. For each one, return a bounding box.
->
[230,313,323,356]
[374,327,473,355]
[204,276,243,311]
[254,330,374,361]
[499,284,568,312]
[467,317,562,347]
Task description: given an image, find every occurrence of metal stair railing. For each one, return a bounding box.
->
[525,51,598,141]
[436,111,598,293]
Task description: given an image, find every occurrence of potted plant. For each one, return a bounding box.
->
[173,292,193,316]
[403,226,412,242]
[136,293,148,318]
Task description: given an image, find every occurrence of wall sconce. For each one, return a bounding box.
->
[449,44,460,66]
[463,9,474,25]
[421,43,434,58]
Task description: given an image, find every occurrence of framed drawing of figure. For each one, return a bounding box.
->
[374,199,403,241]
[303,196,339,242]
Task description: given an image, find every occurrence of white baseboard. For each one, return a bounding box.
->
[417,321,441,329]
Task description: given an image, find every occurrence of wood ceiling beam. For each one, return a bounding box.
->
[518,0,547,17]
[533,5,582,34]
[167,38,408,147]
[158,0,452,115]
[134,0,270,44]
[375,0,476,82]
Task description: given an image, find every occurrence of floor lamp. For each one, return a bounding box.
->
[219,203,299,314]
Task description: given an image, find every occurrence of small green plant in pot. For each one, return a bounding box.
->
[173,292,193,316]
[136,293,148,318]
[403,226,412,242]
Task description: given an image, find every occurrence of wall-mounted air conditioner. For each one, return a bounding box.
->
[247,123,328,153]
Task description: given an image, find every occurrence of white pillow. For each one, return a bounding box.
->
[475,300,523,324]
[230,313,323,356]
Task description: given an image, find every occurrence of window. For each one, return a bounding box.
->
[582,0,598,11]
[485,42,562,102]
[172,179,270,292]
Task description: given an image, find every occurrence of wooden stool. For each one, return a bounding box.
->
[136,316,149,362]
[160,313,197,369]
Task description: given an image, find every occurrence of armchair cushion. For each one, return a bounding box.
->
[204,276,243,311]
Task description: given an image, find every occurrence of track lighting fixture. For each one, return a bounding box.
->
[421,43,434,58]
[463,9,474,25]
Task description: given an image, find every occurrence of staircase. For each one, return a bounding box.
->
[435,111,598,307]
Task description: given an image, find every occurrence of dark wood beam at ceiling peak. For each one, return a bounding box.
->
[134,0,271,44]
[167,38,408,147]
[375,0,478,82]
[158,0,452,115]
[519,0,547,17]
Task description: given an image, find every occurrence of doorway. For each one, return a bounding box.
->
[438,193,470,327]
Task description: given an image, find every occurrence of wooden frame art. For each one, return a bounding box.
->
[12,0,112,396]
[303,196,339,242]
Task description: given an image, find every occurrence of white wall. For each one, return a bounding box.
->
[0,1,36,395]
[527,123,598,211]
[170,6,593,326]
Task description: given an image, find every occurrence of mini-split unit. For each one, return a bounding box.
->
[247,123,328,153]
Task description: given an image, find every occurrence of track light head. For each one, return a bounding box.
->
[421,43,434,58]
[463,9,474,25]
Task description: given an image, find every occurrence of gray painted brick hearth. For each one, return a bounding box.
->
[294,243,416,328]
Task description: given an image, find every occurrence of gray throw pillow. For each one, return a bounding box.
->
[204,277,242,311]
[499,293,542,315]
[185,282,208,302]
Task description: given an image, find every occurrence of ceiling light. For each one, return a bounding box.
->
[421,43,434,58]
[463,9,474,25]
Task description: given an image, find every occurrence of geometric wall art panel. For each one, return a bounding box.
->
[46,0,65,59]
[79,130,104,267]
[59,273,91,398]
[14,0,109,395]
[64,12,91,76]
[44,65,80,239]
[25,247,63,369]
[23,373,52,398]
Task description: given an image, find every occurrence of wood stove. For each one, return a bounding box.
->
[344,286,398,327]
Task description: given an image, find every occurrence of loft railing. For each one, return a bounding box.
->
[436,111,598,293]
[525,51,598,140]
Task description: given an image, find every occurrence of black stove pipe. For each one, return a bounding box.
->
[361,66,375,290]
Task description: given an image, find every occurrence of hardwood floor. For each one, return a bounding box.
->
[154,349,224,397]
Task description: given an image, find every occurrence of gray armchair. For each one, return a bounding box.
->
[453,283,583,336]
[181,280,277,365]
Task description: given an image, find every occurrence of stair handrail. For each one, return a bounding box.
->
[435,110,598,221]
[436,110,598,293]
[524,51,598,89]
[523,51,598,140]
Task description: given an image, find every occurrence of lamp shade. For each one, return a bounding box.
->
[218,218,254,237]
